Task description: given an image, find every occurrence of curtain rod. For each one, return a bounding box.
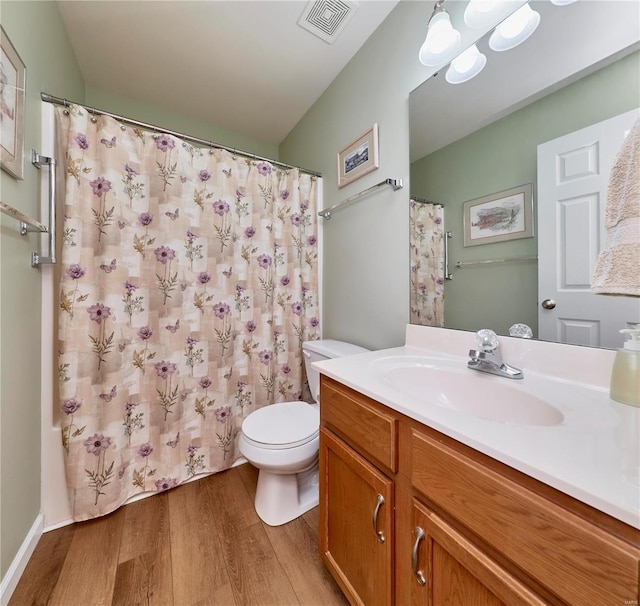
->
[411,197,443,207]
[41,92,322,178]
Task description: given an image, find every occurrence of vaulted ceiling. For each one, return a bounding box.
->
[56,0,399,145]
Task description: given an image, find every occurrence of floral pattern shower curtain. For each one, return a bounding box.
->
[409,200,445,326]
[56,105,319,521]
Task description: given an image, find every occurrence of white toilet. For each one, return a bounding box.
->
[238,339,369,526]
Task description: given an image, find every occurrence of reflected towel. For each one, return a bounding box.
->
[592,116,640,296]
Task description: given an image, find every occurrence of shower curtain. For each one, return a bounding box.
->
[409,200,444,326]
[56,105,320,521]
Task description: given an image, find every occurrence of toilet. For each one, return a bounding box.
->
[238,339,369,526]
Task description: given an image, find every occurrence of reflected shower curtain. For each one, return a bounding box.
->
[56,105,319,521]
[409,200,445,326]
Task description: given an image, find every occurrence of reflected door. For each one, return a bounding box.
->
[537,108,640,348]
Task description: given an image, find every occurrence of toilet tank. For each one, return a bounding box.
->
[302,339,370,402]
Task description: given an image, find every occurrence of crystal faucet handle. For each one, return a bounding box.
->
[509,323,533,339]
[476,329,499,352]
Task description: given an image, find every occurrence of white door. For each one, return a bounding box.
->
[537,108,640,349]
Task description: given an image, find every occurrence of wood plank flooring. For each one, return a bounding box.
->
[9,464,349,606]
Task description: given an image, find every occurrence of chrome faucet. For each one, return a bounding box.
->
[468,329,523,379]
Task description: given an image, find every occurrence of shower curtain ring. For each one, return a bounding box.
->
[63,99,69,116]
[209,142,214,155]
[90,107,98,123]
[119,116,126,131]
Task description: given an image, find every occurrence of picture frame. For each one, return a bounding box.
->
[463,183,534,247]
[1,26,26,180]
[337,123,379,188]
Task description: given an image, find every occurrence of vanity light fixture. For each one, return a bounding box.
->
[445,44,487,84]
[418,0,462,67]
[489,3,540,52]
[431,0,576,85]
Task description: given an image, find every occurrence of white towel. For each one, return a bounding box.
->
[592,116,640,296]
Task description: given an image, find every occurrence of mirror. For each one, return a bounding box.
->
[409,0,640,348]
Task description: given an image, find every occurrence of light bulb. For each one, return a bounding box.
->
[489,3,540,52]
[500,5,531,37]
[445,44,487,84]
[419,10,462,66]
[464,0,505,29]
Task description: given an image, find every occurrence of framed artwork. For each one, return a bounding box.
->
[337,123,379,188]
[463,183,534,247]
[1,26,26,180]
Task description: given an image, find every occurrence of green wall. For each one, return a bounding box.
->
[281,0,639,349]
[279,2,504,350]
[411,51,640,337]
[0,0,85,579]
[279,3,437,350]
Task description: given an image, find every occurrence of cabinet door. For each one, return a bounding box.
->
[320,428,394,606]
[410,499,546,606]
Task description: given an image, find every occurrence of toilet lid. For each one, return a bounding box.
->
[242,402,319,447]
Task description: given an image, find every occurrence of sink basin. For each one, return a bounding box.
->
[373,358,564,427]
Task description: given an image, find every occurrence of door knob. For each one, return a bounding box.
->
[541,299,556,310]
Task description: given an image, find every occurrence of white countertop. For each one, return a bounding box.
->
[313,325,640,529]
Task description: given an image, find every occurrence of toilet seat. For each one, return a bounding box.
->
[241,401,319,450]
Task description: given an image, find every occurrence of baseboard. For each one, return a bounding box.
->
[43,517,74,533]
[0,513,43,606]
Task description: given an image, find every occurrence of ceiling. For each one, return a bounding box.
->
[56,0,399,146]
[409,0,640,161]
[54,1,640,155]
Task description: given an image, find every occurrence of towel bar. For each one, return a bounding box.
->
[318,178,403,220]
[31,150,57,267]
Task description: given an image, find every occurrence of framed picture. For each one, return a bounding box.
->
[463,183,534,247]
[1,26,26,180]
[337,123,379,188]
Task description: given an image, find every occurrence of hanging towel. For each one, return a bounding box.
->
[592,116,640,296]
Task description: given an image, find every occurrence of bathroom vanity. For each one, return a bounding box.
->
[314,326,640,606]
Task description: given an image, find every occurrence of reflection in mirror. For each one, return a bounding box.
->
[409,200,445,326]
[409,0,640,349]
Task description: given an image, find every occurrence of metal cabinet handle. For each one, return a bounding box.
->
[541,298,556,310]
[372,494,385,544]
[412,527,426,586]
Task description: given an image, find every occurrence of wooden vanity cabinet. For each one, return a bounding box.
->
[319,375,640,606]
[319,376,398,606]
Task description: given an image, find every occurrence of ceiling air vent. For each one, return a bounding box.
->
[297,0,358,45]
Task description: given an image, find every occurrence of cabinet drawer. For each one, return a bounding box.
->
[321,377,398,473]
[410,429,640,606]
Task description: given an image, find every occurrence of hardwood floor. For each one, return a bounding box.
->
[9,464,349,606]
